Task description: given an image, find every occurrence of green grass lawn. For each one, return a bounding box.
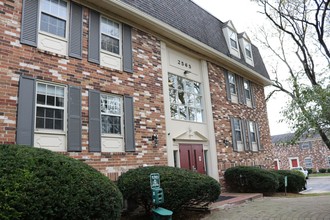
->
[309,173,330,177]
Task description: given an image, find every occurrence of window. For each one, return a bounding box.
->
[21,0,83,57]
[168,73,203,122]
[36,83,65,130]
[249,121,256,143]
[230,30,238,50]
[101,17,121,55]
[100,94,123,135]
[233,118,242,142]
[304,158,313,168]
[300,141,312,149]
[40,0,68,38]
[228,73,237,95]
[245,43,252,59]
[244,80,251,101]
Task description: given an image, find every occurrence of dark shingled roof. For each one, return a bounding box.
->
[121,0,270,79]
[271,132,321,144]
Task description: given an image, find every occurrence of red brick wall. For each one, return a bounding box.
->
[208,63,273,179]
[271,140,330,171]
[0,1,167,179]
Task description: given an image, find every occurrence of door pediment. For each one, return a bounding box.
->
[173,130,208,142]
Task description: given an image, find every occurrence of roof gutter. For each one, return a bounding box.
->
[87,0,273,86]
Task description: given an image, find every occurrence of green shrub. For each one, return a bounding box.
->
[327,169,330,173]
[307,168,313,174]
[117,166,220,213]
[0,145,122,220]
[224,166,279,195]
[272,170,306,193]
[319,168,327,173]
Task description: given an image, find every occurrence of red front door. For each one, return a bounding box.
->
[291,159,298,167]
[273,160,279,170]
[179,144,205,174]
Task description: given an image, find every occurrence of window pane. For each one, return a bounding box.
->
[41,0,67,19]
[196,109,203,122]
[101,34,120,54]
[168,74,203,122]
[47,85,55,96]
[101,115,121,134]
[46,108,54,118]
[55,119,63,130]
[230,84,236,94]
[235,130,242,141]
[188,107,196,122]
[36,117,45,128]
[37,94,46,105]
[230,38,237,49]
[178,106,187,120]
[37,83,47,94]
[170,104,178,119]
[46,118,54,129]
[228,73,235,84]
[55,109,63,119]
[101,17,119,38]
[36,107,45,117]
[56,97,64,107]
[40,13,66,38]
[47,95,55,106]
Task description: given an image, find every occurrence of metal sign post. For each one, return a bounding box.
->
[284,176,288,196]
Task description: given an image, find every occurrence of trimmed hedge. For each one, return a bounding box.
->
[272,170,306,193]
[117,166,220,213]
[0,145,123,220]
[224,166,279,195]
[307,168,313,174]
[319,168,327,173]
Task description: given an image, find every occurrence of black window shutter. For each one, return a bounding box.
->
[67,86,82,152]
[122,24,133,73]
[88,10,100,64]
[224,71,231,101]
[251,82,256,108]
[246,120,252,151]
[237,76,245,104]
[256,123,262,150]
[21,0,39,47]
[230,118,237,151]
[17,76,36,146]
[124,96,135,152]
[88,90,101,152]
[69,2,83,59]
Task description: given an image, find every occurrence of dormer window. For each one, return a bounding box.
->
[245,43,252,59]
[230,31,238,50]
[223,21,241,59]
[238,33,254,66]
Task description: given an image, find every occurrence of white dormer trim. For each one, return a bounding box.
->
[222,20,241,59]
[239,32,254,67]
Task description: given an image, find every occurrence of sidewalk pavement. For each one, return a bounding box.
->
[209,192,263,210]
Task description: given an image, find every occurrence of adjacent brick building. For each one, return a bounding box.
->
[272,133,330,171]
[0,0,273,182]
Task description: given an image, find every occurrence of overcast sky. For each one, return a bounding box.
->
[192,0,291,136]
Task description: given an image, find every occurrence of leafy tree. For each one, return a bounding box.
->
[254,0,330,149]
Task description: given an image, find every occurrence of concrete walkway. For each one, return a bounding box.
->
[204,195,330,220]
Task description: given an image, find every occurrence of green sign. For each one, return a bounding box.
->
[284,176,288,187]
[150,173,160,189]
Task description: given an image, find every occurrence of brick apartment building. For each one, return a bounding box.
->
[272,133,330,171]
[0,0,273,182]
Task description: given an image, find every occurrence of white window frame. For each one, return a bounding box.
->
[304,157,313,168]
[245,43,252,60]
[229,29,238,51]
[300,141,311,149]
[244,80,251,101]
[38,0,69,41]
[35,81,67,135]
[233,118,244,152]
[289,157,300,169]
[100,16,122,58]
[168,73,204,123]
[100,93,124,138]
[228,73,237,95]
